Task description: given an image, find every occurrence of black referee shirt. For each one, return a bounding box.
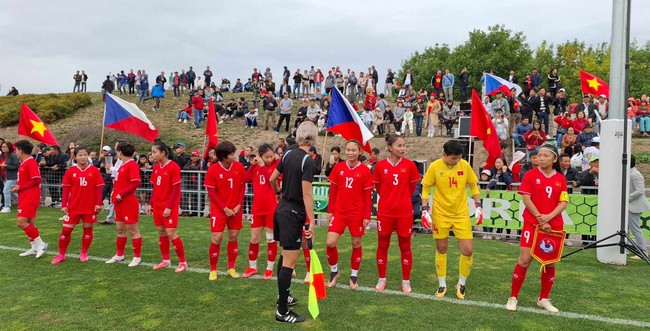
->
[276,148,315,208]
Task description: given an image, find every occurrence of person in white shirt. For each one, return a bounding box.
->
[492,111,509,141]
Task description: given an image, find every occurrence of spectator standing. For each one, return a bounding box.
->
[628,155,649,257]
[324,71,335,95]
[324,146,344,177]
[0,142,19,213]
[263,93,278,131]
[547,68,560,98]
[535,87,552,134]
[81,70,88,92]
[431,70,443,95]
[117,71,127,94]
[347,72,358,104]
[155,71,167,89]
[277,93,293,133]
[403,68,414,90]
[442,69,454,101]
[424,93,441,138]
[508,70,518,84]
[204,66,213,86]
[491,91,510,118]
[186,67,196,90]
[384,69,395,97]
[531,69,541,89]
[73,71,82,92]
[459,68,469,102]
[191,90,205,130]
[127,69,136,95]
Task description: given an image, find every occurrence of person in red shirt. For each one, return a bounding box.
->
[204,141,246,281]
[105,142,143,267]
[372,134,421,293]
[51,146,104,264]
[192,89,205,130]
[326,140,373,289]
[242,144,280,279]
[507,145,568,313]
[147,141,187,273]
[12,140,48,259]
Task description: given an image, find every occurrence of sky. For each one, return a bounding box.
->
[0,0,648,95]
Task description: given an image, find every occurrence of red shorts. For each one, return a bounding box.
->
[210,212,243,232]
[520,222,563,248]
[328,214,365,237]
[17,199,39,219]
[153,206,179,229]
[376,215,413,237]
[251,214,273,229]
[115,198,139,224]
[63,214,97,225]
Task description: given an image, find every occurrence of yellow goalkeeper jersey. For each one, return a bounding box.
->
[421,158,480,219]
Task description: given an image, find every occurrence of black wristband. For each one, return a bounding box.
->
[475,201,481,208]
[421,205,429,212]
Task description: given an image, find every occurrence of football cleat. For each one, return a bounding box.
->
[327,271,339,288]
[402,280,412,294]
[127,257,142,267]
[242,267,258,278]
[435,286,447,298]
[226,268,241,279]
[51,254,66,265]
[209,270,218,281]
[456,283,466,300]
[537,298,559,313]
[263,269,274,280]
[175,262,187,273]
[35,242,48,259]
[79,253,88,262]
[349,276,359,290]
[153,261,171,270]
[105,255,125,264]
[506,297,518,311]
[19,248,37,257]
[275,310,306,323]
[375,278,387,292]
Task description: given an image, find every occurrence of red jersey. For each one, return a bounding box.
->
[150,160,181,209]
[518,168,568,228]
[247,160,279,215]
[17,157,41,202]
[62,164,104,214]
[328,161,373,220]
[111,159,141,202]
[372,158,421,217]
[204,161,246,215]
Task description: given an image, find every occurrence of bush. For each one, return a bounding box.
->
[0,93,92,126]
[634,152,650,164]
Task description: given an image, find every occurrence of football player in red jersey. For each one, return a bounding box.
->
[105,142,143,267]
[326,140,373,289]
[52,146,104,264]
[12,140,48,259]
[147,141,187,273]
[507,145,568,313]
[243,144,280,279]
[372,134,421,293]
[204,141,246,281]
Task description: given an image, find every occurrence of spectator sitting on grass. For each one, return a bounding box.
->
[233,79,243,93]
[295,100,308,128]
[225,98,238,119]
[238,97,248,117]
[6,86,19,96]
[244,108,258,128]
[306,99,320,124]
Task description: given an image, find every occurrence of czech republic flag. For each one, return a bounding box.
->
[484,73,522,97]
[327,88,374,153]
[104,94,159,142]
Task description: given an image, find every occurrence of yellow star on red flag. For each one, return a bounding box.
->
[587,78,601,90]
[30,119,47,137]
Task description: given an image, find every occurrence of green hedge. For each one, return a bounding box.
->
[0,93,92,126]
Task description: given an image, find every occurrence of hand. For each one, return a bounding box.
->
[474,207,483,219]
[223,207,235,217]
[304,223,315,240]
[480,162,487,168]
[327,213,333,223]
[502,166,508,173]
[116,194,122,202]
[52,165,59,171]
[541,223,552,233]
[537,214,553,224]
[61,207,69,215]
[94,205,103,213]
[0,164,6,168]
[572,181,578,187]
[163,208,171,217]
[251,157,259,166]
[485,188,491,196]
[362,219,371,228]
[10,185,19,193]
[233,205,241,214]
[146,205,153,215]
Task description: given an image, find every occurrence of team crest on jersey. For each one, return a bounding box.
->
[219,174,223,179]
[439,172,444,177]
[355,173,361,178]
[73,173,77,177]
[555,181,562,187]
[383,169,388,174]
[400,168,406,173]
[340,171,344,175]
[536,179,541,184]
[457,171,464,176]
[539,238,556,254]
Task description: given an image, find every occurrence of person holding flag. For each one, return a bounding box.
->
[12,140,48,259]
[372,134,421,294]
[506,145,568,313]
[51,146,104,264]
[269,121,319,323]
[325,139,373,289]
[470,89,503,168]
[421,140,481,300]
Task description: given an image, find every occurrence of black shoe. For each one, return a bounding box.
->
[275,310,306,323]
[276,295,299,306]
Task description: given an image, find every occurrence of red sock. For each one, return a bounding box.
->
[209,242,220,271]
[540,265,556,299]
[227,241,238,269]
[326,246,339,267]
[303,247,311,272]
[23,224,40,241]
[58,227,74,255]
[158,236,170,261]
[132,237,142,258]
[398,236,412,281]
[510,263,529,298]
[81,227,93,254]
[248,242,260,263]
[376,234,391,278]
[116,236,127,256]
[172,237,186,263]
[351,246,362,271]
[267,241,278,263]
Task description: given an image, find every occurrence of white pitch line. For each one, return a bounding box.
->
[1,244,649,328]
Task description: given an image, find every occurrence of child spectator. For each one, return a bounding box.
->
[403,106,414,137]
[361,106,374,131]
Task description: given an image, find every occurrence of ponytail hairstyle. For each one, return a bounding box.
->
[152,141,172,159]
[539,144,562,173]
[384,133,403,155]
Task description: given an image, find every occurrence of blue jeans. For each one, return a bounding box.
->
[178,111,191,120]
[293,83,301,98]
[245,117,257,127]
[415,116,424,136]
[315,82,322,90]
[556,133,564,147]
[537,112,549,133]
[3,179,17,208]
[513,134,525,147]
[640,117,650,132]
[194,108,204,129]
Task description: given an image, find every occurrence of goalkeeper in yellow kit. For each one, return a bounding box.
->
[421,140,481,300]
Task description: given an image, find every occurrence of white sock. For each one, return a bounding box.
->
[378,277,386,283]
[438,277,447,288]
[249,260,257,269]
[33,237,43,246]
[458,276,467,286]
[331,264,338,273]
[267,261,275,271]
[402,279,410,285]
[351,269,359,277]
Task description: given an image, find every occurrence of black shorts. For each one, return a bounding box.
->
[273,201,305,251]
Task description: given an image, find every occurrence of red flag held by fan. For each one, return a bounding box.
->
[204,99,219,158]
[470,90,502,167]
[579,70,609,99]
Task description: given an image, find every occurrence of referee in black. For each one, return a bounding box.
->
[270,121,318,323]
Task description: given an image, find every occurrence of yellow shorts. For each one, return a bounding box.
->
[432,216,473,240]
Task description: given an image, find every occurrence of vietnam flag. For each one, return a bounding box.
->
[18,103,59,146]
[470,90,501,166]
[307,239,326,320]
[579,70,609,99]
[204,99,219,158]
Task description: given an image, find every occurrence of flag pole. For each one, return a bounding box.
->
[100,96,107,151]
[201,133,207,157]
[321,129,329,171]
